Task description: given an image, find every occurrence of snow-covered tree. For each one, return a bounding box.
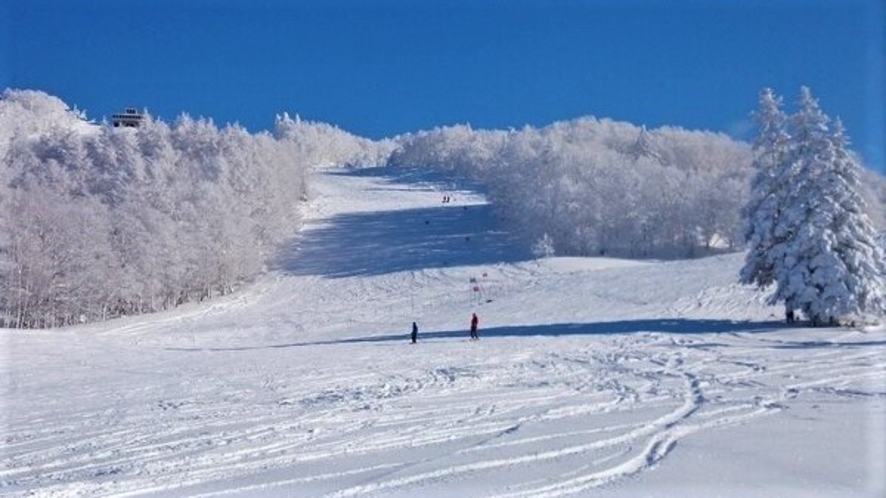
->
[747,87,886,325]
[741,88,791,289]
[531,233,556,258]
[274,112,394,168]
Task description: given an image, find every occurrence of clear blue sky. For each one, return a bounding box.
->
[3,0,884,172]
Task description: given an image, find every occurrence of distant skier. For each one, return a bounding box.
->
[470,313,479,340]
[411,321,418,344]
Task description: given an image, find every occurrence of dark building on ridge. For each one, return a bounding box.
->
[112,107,144,128]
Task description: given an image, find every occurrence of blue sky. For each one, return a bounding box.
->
[3,0,885,172]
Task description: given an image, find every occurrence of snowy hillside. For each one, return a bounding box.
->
[1,167,884,497]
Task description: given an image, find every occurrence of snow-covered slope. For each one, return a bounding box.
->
[2,167,884,497]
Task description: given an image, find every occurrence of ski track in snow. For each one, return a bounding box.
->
[2,166,885,497]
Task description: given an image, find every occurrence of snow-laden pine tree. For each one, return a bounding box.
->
[747,87,886,325]
[821,119,886,318]
[740,88,791,289]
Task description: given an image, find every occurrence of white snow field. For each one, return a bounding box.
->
[2,166,885,497]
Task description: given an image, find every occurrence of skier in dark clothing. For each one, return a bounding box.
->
[470,313,479,340]
[411,321,418,344]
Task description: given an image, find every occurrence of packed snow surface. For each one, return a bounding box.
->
[2,167,884,497]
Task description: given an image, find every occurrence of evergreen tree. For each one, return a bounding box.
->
[824,119,886,318]
[740,88,790,289]
[747,87,886,325]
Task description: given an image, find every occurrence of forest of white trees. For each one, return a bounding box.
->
[388,119,756,258]
[0,89,385,328]
[2,88,884,328]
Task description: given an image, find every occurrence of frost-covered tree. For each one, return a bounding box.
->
[274,112,394,168]
[531,233,555,258]
[748,87,886,325]
[741,88,791,289]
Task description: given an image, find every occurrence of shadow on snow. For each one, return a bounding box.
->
[275,166,529,278]
[160,318,886,353]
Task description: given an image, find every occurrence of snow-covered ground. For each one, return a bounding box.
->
[2,167,884,497]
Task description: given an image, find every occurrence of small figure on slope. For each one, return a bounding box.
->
[411,321,418,344]
[470,313,479,340]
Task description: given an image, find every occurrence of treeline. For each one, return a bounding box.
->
[389,119,754,258]
[273,112,396,169]
[0,89,381,328]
